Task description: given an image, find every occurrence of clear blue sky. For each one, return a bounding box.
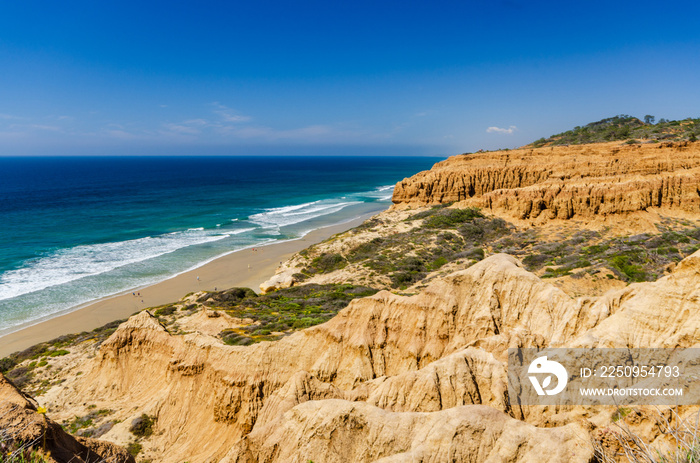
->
[1,0,699,156]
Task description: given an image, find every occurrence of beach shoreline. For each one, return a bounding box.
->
[0,212,376,357]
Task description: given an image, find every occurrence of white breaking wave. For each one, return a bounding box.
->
[0,229,232,301]
[261,201,321,215]
[228,227,256,235]
[249,200,360,228]
[248,185,394,229]
[362,185,395,201]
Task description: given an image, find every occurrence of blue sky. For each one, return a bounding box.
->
[1,0,699,156]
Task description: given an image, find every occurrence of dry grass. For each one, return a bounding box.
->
[595,408,700,462]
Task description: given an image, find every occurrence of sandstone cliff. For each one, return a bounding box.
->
[392,142,700,223]
[227,401,591,463]
[0,374,134,463]
[37,248,700,462]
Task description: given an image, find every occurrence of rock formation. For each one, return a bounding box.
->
[39,247,700,461]
[226,401,591,463]
[0,374,134,463]
[39,255,605,461]
[392,142,700,222]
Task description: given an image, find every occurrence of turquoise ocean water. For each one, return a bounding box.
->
[0,156,439,334]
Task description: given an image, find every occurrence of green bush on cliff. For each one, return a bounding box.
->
[608,255,647,282]
[153,305,176,316]
[310,253,346,273]
[127,442,142,456]
[207,284,378,344]
[424,207,483,228]
[199,287,257,304]
[0,356,16,373]
[129,413,156,438]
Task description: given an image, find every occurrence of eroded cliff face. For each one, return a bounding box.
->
[39,250,700,462]
[0,374,134,463]
[227,401,591,463]
[392,142,700,223]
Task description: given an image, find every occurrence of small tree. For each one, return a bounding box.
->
[644,115,655,125]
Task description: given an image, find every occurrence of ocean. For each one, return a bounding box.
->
[0,155,439,335]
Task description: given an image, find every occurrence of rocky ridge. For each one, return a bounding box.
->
[31,249,700,462]
[0,374,134,463]
[392,141,700,224]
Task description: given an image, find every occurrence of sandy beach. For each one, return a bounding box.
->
[0,214,374,357]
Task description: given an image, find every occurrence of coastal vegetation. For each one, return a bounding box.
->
[62,407,115,437]
[0,447,51,463]
[0,319,125,392]
[528,114,700,147]
[130,413,156,438]
[200,284,378,345]
[300,205,512,289]
[516,220,700,282]
[292,202,700,296]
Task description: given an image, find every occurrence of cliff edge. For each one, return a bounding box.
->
[392,141,700,223]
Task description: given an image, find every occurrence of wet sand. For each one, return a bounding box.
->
[0,214,372,357]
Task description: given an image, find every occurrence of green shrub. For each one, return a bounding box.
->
[531,115,700,146]
[129,414,155,438]
[210,284,378,343]
[221,333,254,346]
[127,442,142,456]
[0,357,16,373]
[154,306,176,316]
[454,247,485,261]
[583,244,610,255]
[429,256,448,270]
[405,204,451,222]
[347,238,385,261]
[522,254,549,269]
[200,287,257,304]
[608,255,646,282]
[47,349,69,357]
[542,267,572,278]
[390,271,426,288]
[310,253,346,273]
[424,208,484,229]
[532,137,547,147]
